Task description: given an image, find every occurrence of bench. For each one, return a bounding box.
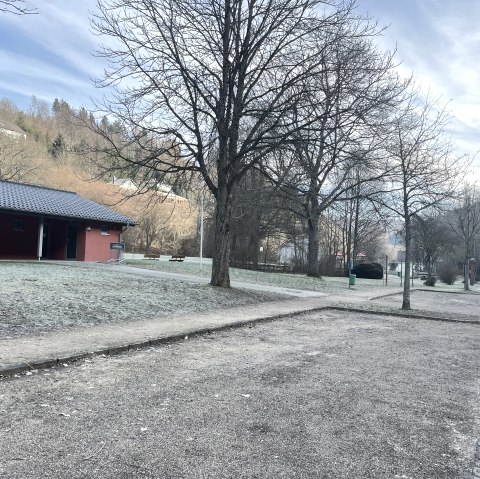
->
[143,253,160,260]
[169,255,185,262]
[257,263,290,273]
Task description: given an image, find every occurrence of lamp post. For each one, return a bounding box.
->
[199,187,204,271]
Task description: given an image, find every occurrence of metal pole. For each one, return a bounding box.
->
[199,188,204,270]
[37,217,44,261]
[385,255,388,286]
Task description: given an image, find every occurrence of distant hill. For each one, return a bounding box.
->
[0,96,200,255]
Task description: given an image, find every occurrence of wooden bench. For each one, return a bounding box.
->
[257,263,290,273]
[169,255,185,262]
[143,253,160,260]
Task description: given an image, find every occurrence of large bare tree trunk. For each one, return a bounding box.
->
[402,216,412,310]
[211,184,235,287]
[249,216,261,268]
[306,207,320,277]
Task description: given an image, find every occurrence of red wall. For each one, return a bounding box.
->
[83,222,122,262]
[0,212,123,262]
[0,212,38,259]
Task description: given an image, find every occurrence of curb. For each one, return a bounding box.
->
[413,288,480,296]
[0,305,329,378]
[369,288,480,300]
[1,305,478,379]
[327,306,480,325]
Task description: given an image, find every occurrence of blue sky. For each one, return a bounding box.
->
[0,0,478,155]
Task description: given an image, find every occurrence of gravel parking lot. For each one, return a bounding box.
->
[1,310,478,479]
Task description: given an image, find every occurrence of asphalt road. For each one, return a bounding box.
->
[1,310,479,479]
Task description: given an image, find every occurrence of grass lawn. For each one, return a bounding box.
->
[126,255,470,294]
[0,262,288,338]
[125,256,406,293]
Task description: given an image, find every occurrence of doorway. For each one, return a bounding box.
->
[41,223,49,259]
[66,224,78,260]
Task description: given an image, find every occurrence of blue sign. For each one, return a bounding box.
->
[110,242,126,250]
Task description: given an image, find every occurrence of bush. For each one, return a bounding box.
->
[351,262,383,279]
[437,262,458,285]
[423,275,436,287]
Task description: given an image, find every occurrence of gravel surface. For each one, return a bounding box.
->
[0,263,288,338]
[1,310,479,478]
[371,289,480,320]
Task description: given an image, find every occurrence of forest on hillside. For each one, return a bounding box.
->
[0,97,199,256]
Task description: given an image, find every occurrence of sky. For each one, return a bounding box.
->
[0,0,478,156]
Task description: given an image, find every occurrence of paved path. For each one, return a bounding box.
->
[72,262,331,298]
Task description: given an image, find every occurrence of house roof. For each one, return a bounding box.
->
[0,180,136,225]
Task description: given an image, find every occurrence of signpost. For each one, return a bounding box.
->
[110,242,126,263]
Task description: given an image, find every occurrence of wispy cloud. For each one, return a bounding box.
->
[357,0,480,155]
[0,0,478,157]
[0,0,104,108]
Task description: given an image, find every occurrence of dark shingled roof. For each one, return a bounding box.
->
[0,180,136,225]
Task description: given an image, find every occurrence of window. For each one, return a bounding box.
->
[100,225,109,235]
[13,219,24,231]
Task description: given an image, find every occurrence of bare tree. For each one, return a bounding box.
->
[89,0,367,287]
[140,209,163,254]
[0,136,37,181]
[230,169,274,267]
[0,0,36,14]
[264,23,407,276]
[412,214,455,281]
[449,186,480,289]
[374,94,467,309]
[340,188,386,266]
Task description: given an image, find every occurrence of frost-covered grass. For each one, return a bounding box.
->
[0,262,288,338]
[126,255,473,293]
[126,256,404,293]
[2,259,469,340]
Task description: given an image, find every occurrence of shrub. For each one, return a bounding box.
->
[437,262,458,285]
[423,275,436,287]
[351,262,383,279]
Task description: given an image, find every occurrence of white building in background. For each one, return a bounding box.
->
[277,239,308,263]
[112,177,188,204]
[112,177,138,191]
[0,121,27,140]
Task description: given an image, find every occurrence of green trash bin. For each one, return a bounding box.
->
[349,274,356,286]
